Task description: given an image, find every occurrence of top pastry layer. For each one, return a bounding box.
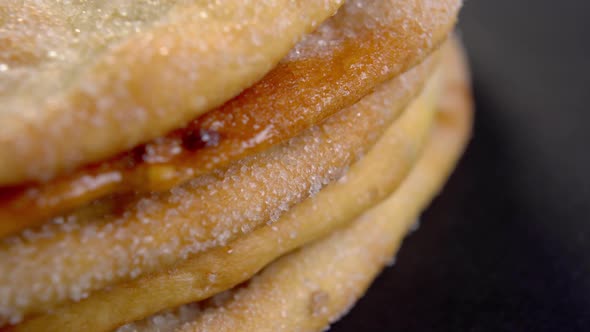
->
[0,0,343,185]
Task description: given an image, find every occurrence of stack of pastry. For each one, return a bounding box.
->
[0,0,471,331]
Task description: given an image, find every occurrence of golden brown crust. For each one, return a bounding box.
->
[130,40,472,332]
[0,0,462,237]
[14,65,438,332]
[0,0,467,329]
[0,51,438,327]
[0,0,345,185]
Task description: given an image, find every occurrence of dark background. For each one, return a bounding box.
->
[334,0,590,331]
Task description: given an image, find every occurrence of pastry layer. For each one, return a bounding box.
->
[118,39,472,332]
[0,0,345,185]
[12,53,441,332]
[0,0,462,237]
[1,49,437,327]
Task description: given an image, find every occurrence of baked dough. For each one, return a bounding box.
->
[14,54,439,332]
[0,0,461,237]
[0,49,436,328]
[118,39,472,332]
[0,0,344,185]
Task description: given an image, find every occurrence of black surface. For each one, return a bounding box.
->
[333,0,590,331]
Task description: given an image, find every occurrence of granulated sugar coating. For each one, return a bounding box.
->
[178,99,469,332]
[116,303,201,332]
[127,41,471,332]
[0,0,460,238]
[0,0,344,185]
[18,63,438,332]
[0,50,435,325]
[0,0,467,329]
[0,1,175,99]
